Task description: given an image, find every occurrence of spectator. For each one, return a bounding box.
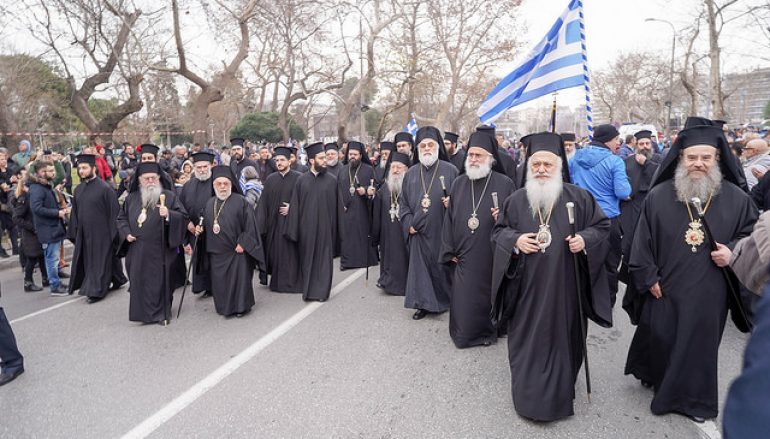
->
[170,145,187,171]
[240,165,262,208]
[93,145,113,182]
[617,134,636,159]
[159,149,173,173]
[119,144,138,180]
[742,138,770,190]
[181,160,193,179]
[27,161,69,296]
[0,149,20,259]
[12,169,47,292]
[12,140,32,168]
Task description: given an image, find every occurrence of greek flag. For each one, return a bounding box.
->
[477,0,588,125]
[405,114,418,137]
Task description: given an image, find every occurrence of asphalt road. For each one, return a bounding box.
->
[0,260,747,439]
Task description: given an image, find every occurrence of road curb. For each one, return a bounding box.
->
[0,241,74,272]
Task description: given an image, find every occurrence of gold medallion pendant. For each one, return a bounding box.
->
[421,194,431,212]
[212,222,221,235]
[349,185,355,197]
[467,214,480,233]
[536,224,552,253]
[684,221,704,252]
[137,208,147,228]
[389,205,398,222]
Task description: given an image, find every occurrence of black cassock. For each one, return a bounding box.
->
[326,162,342,179]
[439,172,514,348]
[618,156,658,323]
[256,170,303,293]
[374,165,387,185]
[449,149,466,175]
[399,161,458,312]
[371,184,408,296]
[625,180,757,420]
[178,177,213,293]
[286,171,338,301]
[337,163,378,269]
[67,177,124,298]
[490,184,612,421]
[198,194,265,316]
[117,190,187,323]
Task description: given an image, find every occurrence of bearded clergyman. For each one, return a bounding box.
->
[371,151,411,296]
[625,123,758,423]
[439,132,514,348]
[195,166,265,317]
[178,151,215,296]
[117,162,187,324]
[490,132,612,422]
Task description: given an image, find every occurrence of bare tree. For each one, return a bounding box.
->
[153,0,259,143]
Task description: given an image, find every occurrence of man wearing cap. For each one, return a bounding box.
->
[67,154,127,303]
[570,123,631,306]
[229,138,259,180]
[371,151,411,296]
[286,142,338,301]
[400,126,458,320]
[194,167,264,317]
[374,141,394,183]
[117,162,188,324]
[619,130,660,318]
[490,132,612,422]
[324,143,342,178]
[624,123,757,423]
[178,151,216,296]
[560,133,577,161]
[394,132,416,166]
[444,131,465,174]
[256,146,302,293]
[256,145,276,182]
[337,141,378,270]
[439,132,514,348]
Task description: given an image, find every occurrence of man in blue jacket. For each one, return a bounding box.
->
[570,124,631,306]
[28,161,69,296]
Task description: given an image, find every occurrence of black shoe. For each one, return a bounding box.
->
[109,280,127,291]
[42,279,50,287]
[0,368,24,386]
[641,380,654,389]
[201,291,212,298]
[412,309,428,320]
[87,297,103,304]
[58,271,70,279]
[689,415,706,423]
[24,282,43,292]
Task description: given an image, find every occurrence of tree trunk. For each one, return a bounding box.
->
[706,0,725,119]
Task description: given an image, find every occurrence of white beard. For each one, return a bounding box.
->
[387,173,404,194]
[465,157,494,181]
[327,158,338,167]
[566,150,576,161]
[419,151,438,168]
[195,169,212,181]
[525,164,564,216]
[379,160,387,169]
[215,187,232,201]
[140,184,161,209]
[674,160,723,204]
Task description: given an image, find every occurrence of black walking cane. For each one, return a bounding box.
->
[160,194,170,326]
[691,197,753,332]
[566,201,592,401]
[365,178,376,286]
[177,215,204,319]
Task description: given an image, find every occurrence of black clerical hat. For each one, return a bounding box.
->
[139,144,159,156]
[211,165,243,195]
[634,130,653,141]
[519,132,571,183]
[345,141,372,166]
[684,116,714,128]
[476,124,496,138]
[77,154,96,166]
[415,126,449,162]
[230,138,245,148]
[273,146,291,159]
[379,141,395,152]
[444,131,459,144]
[191,151,216,163]
[560,132,576,142]
[390,151,411,167]
[305,142,325,159]
[651,124,745,190]
[136,162,161,177]
[394,132,414,146]
[324,142,339,151]
[467,132,505,175]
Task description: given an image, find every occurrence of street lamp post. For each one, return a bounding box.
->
[645,18,676,136]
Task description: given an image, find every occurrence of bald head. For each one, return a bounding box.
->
[745,138,769,159]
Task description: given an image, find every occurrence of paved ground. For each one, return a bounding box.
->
[0,259,747,439]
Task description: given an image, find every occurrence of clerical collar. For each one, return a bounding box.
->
[280,169,290,176]
[311,169,319,176]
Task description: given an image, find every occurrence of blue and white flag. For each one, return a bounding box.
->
[477,0,588,125]
[405,114,418,137]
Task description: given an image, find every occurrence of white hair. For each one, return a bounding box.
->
[525,159,564,216]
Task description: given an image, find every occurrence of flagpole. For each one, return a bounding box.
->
[578,0,593,140]
[550,94,557,133]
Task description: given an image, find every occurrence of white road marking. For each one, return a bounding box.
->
[121,268,366,439]
[10,296,85,324]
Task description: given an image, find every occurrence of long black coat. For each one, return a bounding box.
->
[11,190,43,258]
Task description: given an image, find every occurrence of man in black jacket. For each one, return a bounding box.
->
[28,161,69,296]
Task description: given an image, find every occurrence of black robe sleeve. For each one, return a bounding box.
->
[236,202,265,272]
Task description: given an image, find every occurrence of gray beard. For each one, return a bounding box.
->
[140,185,161,209]
[379,160,387,169]
[525,174,564,216]
[465,157,493,181]
[419,151,438,168]
[674,161,722,204]
[327,158,338,167]
[387,173,404,195]
[215,187,232,201]
[195,170,212,181]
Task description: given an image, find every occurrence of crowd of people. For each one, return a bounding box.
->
[0,118,769,437]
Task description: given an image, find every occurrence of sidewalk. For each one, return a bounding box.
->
[0,241,74,272]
